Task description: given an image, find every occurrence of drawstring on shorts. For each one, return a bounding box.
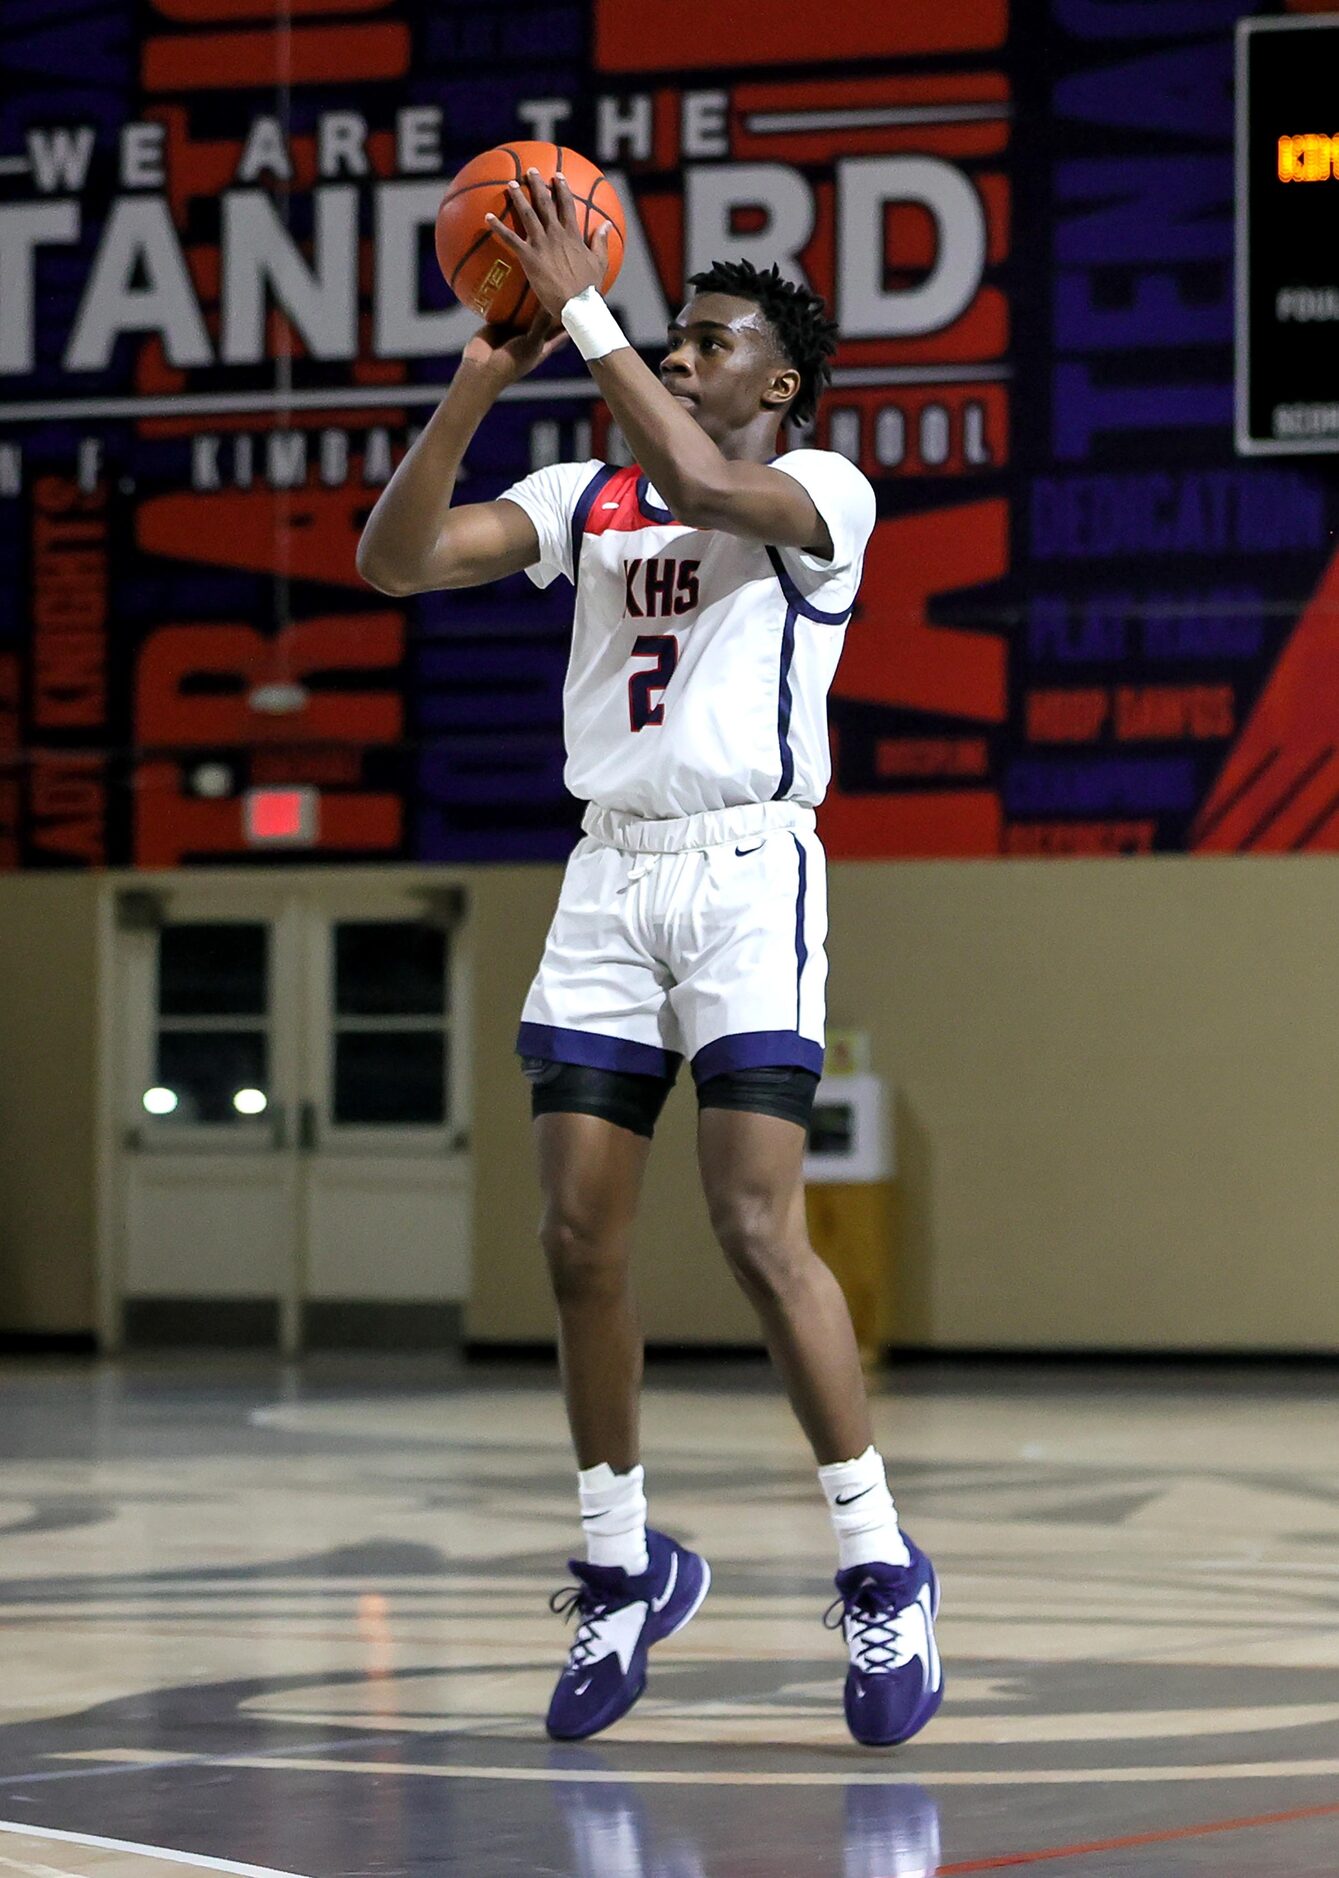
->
[621,855,657,890]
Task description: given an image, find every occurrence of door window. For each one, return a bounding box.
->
[329,921,449,1127]
[148,923,271,1125]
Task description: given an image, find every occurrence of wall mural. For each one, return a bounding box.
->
[0,0,1334,868]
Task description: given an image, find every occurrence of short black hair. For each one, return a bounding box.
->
[686,259,839,427]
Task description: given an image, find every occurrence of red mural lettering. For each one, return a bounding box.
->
[31,479,108,733]
[0,654,19,870]
[820,755,1003,858]
[134,615,404,864]
[1005,822,1156,856]
[150,0,391,19]
[137,616,403,744]
[30,757,106,865]
[875,738,988,779]
[1026,688,1109,743]
[143,22,409,89]
[1194,544,1339,853]
[0,656,20,745]
[734,74,1011,165]
[1114,684,1234,742]
[135,763,401,867]
[136,486,372,586]
[251,748,362,786]
[595,0,1005,71]
[835,504,1009,721]
[822,504,1009,858]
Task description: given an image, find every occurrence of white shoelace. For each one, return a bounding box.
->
[550,1583,613,1674]
[824,1578,919,1674]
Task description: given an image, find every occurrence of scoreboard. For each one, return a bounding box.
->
[1236,14,1339,455]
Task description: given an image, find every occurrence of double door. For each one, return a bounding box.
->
[107,879,470,1354]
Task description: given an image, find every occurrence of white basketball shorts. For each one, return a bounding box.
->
[517,801,827,1083]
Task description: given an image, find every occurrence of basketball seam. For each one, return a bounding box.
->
[443,178,614,218]
[448,195,524,292]
[498,273,533,329]
[442,178,529,201]
[448,224,496,291]
[442,153,620,308]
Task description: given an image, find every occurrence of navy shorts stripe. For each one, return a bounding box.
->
[792,834,808,1031]
[517,1020,680,1081]
[691,1030,824,1084]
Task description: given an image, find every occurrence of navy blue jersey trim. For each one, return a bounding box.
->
[517,1020,681,1080]
[765,544,853,624]
[765,545,851,802]
[690,1029,824,1084]
[791,833,809,1031]
[771,604,797,800]
[635,474,676,524]
[570,464,619,585]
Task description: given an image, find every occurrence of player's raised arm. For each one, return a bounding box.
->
[356,314,568,595]
[487,171,834,556]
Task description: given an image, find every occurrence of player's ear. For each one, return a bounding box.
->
[762,366,801,412]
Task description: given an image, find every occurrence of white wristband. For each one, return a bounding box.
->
[561,286,629,363]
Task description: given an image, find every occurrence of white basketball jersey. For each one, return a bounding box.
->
[498,448,876,820]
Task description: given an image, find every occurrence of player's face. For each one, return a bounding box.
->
[661,293,793,440]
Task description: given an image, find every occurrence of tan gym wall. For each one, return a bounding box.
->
[2,858,1338,1350]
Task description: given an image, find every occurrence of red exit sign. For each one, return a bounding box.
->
[244,787,319,846]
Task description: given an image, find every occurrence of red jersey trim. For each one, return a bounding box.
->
[580,465,678,536]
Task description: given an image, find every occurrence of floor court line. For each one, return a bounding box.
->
[51,1748,1339,1788]
[0,1822,309,1878]
[0,1737,392,1792]
[936,1797,1339,1872]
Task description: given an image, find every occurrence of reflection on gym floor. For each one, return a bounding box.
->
[2,1358,1338,1876]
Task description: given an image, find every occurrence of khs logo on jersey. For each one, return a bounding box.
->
[623,556,701,619]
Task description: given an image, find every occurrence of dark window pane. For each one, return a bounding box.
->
[154,1030,268,1124]
[335,922,447,1018]
[159,924,268,1018]
[333,1031,445,1125]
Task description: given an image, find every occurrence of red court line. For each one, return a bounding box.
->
[936,1798,1339,1872]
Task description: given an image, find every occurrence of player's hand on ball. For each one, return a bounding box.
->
[486,171,611,318]
[462,307,569,386]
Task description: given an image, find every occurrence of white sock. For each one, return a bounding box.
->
[818,1445,911,1571]
[578,1462,649,1575]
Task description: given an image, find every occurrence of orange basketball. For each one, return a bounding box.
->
[435,141,627,330]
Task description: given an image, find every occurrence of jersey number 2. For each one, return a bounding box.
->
[627,635,678,731]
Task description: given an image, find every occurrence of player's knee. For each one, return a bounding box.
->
[539,1205,627,1305]
[710,1191,802,1297]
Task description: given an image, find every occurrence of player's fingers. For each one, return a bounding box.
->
[527,307,559,341]
[591,220,611,265]
[503,179,543,236]
[524,168,555,228]
[551,172,579,232]
[540,330,571,361]
[484,209,526,252]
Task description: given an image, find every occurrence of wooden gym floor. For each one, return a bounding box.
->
[1,1355,1337,1876]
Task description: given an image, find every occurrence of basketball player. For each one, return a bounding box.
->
[357,170,942,1748]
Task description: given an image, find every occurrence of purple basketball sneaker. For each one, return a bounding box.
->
[824,1534,943,1747]
[546,1528,711,1740]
